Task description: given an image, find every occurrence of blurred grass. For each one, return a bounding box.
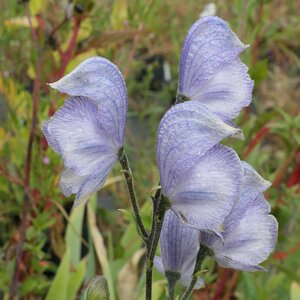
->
[0,0,300,299]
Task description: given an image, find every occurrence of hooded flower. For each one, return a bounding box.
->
[154,210,204,289]
[42,57,127,206]
[156,101,243,233]
[178,16,253,123]
[201,162,278,271]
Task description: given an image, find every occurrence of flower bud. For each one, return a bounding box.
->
[85,276,110,300]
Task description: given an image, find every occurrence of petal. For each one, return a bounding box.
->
[171,144,243,233]
[215,256,265,272]
[154,256,165,275]
[49,57,127,146]
[242,161,271,196]
[179,16,246,96]
[215,210,278,269]
[160,210,200,274]
[59,163,114,207]
[189,60,254,120]
[154,256,205,289]
[74,169,114,207]
[157,101,241,195]
[181,273,205,289]
[59,169,86,197]
[42,97,117,177]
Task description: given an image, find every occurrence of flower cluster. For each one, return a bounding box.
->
[42,15,278,295]
[154,16,278,288]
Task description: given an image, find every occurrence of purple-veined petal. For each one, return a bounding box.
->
[42,97,118,206]
[157,101,241,195]
[189,59,254,120]
[178,16,252,121]
[242,161,271,197]
[170,144,242,233]
[154,210,203,288]
[153,256,205,288]
[214,206,278,270]
[42,97,117,176]
[160,210,200,273]
[49,57,127,146]
[154,256,165,274]
[58,168,114,207]
[181,273,205,289]
[201,163,277,271]
[59,169,86,197]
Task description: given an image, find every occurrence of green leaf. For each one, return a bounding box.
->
[65,204,85,266]
[45,248,70,300]
[291,282,300,300]
[87,203,116,300]
[67,259,87,300]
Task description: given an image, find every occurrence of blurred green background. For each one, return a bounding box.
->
[0,0,300,299]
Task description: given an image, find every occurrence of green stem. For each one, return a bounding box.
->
[180,276,198,300]
[175,93,190,104]
[118,147,148,241]
[180,245,212,300]
[166,271,180,300]
[145,193,169,300]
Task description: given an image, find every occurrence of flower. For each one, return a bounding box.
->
[156,101,243,233]
[42,57,127,206]
[154,210,204,289]
[201,162,278,271]
[178,16,253,123]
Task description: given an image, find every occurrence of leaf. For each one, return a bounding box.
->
[117,249,145,300]
[110,0,128,30]
[45,248,70,300]
[137,280,166,300]
[65,204,85,266]
[30,0,48,15]
[291,282,300,300]
[121,201,151,259]
[87,203,116,300]
[67,259,86,300]
[4,17,38,28]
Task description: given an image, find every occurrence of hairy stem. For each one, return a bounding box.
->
[118,148,148,241]
[145,193,169,300]
[166,271,180,300]
[180,245,212,300]
[181,276,198,300]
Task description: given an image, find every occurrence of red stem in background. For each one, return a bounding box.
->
[212,269,230,300]
[287,160,300,188]
[243,126,270,159]
[56,16,82,79]
[9,7,43,296]
[123,23,143,79]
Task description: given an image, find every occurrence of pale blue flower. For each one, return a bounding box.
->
[154,210,204,289]
[156,101,243,234]
[201,162,278,271]
[178,16,253,123]
[42,57,127,206]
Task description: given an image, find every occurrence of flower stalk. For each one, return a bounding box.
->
[118,147,148,242]
[180,245,212,300]
[145,192,169,299]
